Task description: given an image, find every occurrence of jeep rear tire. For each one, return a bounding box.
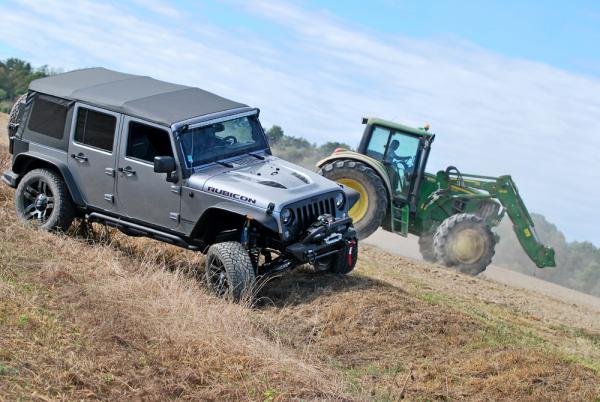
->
[433,213,495,276]
[311,238,358,275]
[205,242,256,301]
[319,160,387,239]
[15,168,76,232]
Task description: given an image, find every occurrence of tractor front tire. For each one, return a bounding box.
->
[433,213,495,275]
[205,242,256,301]
[319,160,387,239]
[418,233,437,262]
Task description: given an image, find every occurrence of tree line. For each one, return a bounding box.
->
[0,58,50,113]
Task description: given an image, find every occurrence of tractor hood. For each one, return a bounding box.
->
[187,155,346,211]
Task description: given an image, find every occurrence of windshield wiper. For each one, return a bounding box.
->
[216,161,234,168]
[248,152,265,160]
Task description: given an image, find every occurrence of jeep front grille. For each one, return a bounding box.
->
[294,196,336,232]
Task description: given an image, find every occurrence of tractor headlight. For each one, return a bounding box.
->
[335,192,345,210]
[281,208,293,225]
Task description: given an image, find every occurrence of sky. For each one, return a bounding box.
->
[0,0,599,245]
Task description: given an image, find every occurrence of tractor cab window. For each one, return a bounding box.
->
[383,132,420,199]
[365,126,390,160]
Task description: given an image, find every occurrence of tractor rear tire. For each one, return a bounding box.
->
[433,213,495,275]
[319,160,387,239]
[418,233,437,262]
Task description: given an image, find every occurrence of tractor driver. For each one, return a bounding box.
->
[386,139,412,171]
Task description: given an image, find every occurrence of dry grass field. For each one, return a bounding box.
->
[1,113,599,401]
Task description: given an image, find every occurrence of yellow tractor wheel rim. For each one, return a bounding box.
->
[338,178,369,223]
[451,228,486,264]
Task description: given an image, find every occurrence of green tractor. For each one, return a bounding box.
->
[317,117,555,275]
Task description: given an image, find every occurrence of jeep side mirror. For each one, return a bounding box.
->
[154,156,178,183]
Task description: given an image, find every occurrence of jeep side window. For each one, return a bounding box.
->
[28,95,69,139]
[74,108,116,152]
[126,121,173,163]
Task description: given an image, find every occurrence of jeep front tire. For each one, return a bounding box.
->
[204,241,256,301]
[15,168,76,232]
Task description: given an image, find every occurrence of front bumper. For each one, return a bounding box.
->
[1,169,19,188]
[285,216,355,263]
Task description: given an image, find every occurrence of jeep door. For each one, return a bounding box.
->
[68,104,121,211]
[115,117,181,230]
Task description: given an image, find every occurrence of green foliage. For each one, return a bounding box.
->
[267,124,352,169]
[0,364,18,376]
[0,58,50,103]
[495,214,600,297]
[265,125,284,145]
[318,141,351,155]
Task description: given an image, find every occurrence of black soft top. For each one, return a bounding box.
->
[29,68,249,127]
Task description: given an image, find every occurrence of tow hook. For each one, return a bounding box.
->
[347,239,356,267]
[306,249,317,264]
[323,232,342,245]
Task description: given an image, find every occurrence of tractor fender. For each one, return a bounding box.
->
[12,151,86,207]
[316,151,393,199]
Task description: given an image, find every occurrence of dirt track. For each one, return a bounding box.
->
[365,229,600,331]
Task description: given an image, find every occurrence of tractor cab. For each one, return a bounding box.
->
[357,117,434,205]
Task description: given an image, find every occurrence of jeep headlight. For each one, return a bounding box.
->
[335,192,345,210]
[281,208,293,225]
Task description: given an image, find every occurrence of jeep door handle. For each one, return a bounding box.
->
[118,166,136,176]
[70,153,88,163]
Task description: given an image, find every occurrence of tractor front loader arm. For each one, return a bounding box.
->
[451,173,556,268]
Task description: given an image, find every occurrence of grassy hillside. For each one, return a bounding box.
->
[1,113,599,400]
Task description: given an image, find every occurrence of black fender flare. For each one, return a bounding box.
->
[191,203,279,242]
[12,152,86,207]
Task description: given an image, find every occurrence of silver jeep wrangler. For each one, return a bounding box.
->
[2,68,359,300]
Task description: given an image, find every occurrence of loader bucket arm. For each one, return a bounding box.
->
[451,173,556,268]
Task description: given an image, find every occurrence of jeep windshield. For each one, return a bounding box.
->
[180,115,268,168]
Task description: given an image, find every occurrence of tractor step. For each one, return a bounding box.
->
[390,202,410,237]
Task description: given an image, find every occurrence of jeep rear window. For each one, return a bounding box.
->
[180,115,268,167]
[126,121,173,163]
[74,108,116,152]
[28,95,69,139]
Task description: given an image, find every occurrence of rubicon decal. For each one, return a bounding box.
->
[207,186,257,204]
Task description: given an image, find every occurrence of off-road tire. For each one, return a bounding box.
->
[319,160,387,239]
[7,94,27,137]
[311,238,358,275]
[204,241,256,301]
[8,94,27,125]
[418,233,437,262]
[15,168,76,232]
[433,213,495,275]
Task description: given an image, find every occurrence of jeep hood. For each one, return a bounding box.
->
[187,156,343,211]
